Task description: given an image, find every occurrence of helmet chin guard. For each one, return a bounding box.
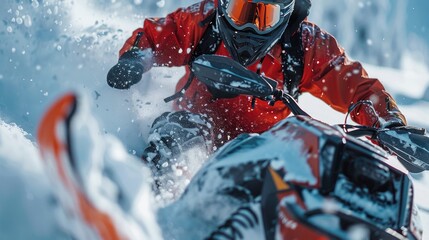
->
[217,0,295,66]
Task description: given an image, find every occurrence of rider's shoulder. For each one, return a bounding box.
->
[300,20,335,44]
[180,0,216,18]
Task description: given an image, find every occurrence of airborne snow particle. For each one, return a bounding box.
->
[24,15,32,27]
[134,0,143,5]
[369,94,380,105]
[6,26,13,33]
[347,225,370,240]
[16,17,23,25]
[157,0,165,8]
[31,0,39,8]
[366,39,373,46]
[175,169,183,177]
[322,198,339,214]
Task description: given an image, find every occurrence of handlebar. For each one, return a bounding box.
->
[191,54,429,172]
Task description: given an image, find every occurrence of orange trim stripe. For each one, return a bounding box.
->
[38,93,123,240]
[269,167,290,191]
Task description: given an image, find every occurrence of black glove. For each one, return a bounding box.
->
[107,49,152,89]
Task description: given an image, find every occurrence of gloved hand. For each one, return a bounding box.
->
[107,48,153,89]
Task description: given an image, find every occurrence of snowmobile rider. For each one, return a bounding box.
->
[106,0,407,166]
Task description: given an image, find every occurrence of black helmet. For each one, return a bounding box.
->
[217,0,295,66]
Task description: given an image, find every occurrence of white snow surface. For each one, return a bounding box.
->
[1,0,429,239]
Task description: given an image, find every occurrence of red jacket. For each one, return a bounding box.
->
[119,0,406,146]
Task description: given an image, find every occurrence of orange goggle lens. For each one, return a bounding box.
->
[226,0,281,31]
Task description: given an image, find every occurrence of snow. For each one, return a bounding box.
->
[309,0,407,68]
[1,0,429,239]
[0,120,60,240]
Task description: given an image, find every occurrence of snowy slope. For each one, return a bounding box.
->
[0,121,60,240]
[1,0,429,239]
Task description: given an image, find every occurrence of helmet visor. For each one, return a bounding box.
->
[225,0,290,32]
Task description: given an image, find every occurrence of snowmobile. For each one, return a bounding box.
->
[37,55,429,239]
[177,55,427,240]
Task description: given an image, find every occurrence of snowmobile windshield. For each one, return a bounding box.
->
[222,0,294,33]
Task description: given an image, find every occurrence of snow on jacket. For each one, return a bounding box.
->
[119,0,406,146]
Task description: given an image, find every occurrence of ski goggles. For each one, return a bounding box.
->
[222,0,294,33]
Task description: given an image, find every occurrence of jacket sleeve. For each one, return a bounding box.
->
[119,1,214,67]
[299,22,407,127]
